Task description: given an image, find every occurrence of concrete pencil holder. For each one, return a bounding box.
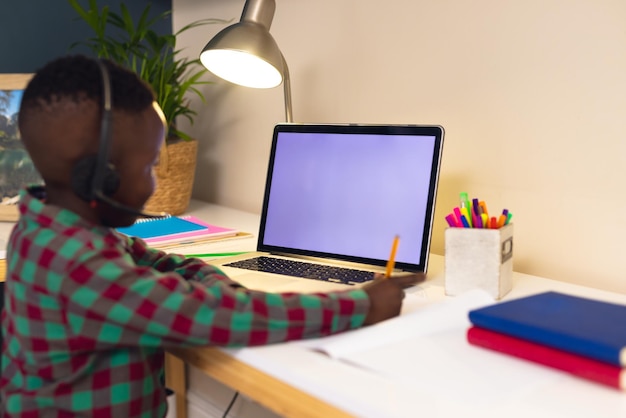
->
[444,223,514,300]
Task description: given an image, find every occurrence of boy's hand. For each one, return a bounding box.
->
[362,273,426,325]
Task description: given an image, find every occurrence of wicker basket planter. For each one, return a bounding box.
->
[144,139,197,215]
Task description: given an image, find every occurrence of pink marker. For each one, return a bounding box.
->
[453,207,464,226]
[446,213,460,227]
[475,213,483,228]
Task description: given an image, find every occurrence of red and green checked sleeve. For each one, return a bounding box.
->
[63,235,370,348]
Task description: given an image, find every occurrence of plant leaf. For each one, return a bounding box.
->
[67,0,231,142]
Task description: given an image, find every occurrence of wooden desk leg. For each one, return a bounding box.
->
[165,352,187,418]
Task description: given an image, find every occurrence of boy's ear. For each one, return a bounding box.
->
[71,155,120,202]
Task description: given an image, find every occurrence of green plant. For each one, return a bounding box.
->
[68,0,228,142]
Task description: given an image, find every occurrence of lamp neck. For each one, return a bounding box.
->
[282,54,293,123]
[241,0,276,30]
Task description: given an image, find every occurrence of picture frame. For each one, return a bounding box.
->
[0,73,38,222]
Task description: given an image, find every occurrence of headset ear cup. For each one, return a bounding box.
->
[71,155,121,201]
[71,156,97,201]
[101,162,120,197]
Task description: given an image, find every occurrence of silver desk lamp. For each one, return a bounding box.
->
[199,0,293,122]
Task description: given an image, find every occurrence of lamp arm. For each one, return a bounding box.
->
[282,54,293,123]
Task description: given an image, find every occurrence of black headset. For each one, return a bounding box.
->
[70,60,166,219]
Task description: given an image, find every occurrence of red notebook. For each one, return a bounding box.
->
[467,326,626,391]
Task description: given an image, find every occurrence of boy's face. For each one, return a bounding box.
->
[99,102,166,227]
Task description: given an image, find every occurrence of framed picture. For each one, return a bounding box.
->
[0,73,39,221]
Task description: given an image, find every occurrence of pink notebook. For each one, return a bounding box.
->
[118,215,237,246]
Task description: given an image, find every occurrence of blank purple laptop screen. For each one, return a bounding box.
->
[259,124,443,270]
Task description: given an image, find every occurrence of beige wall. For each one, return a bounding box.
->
[173,0,626,294]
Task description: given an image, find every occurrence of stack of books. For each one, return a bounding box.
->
[116,215,241,249]
[467,291,626,391]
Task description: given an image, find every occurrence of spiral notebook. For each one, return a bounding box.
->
[116,215,238,247]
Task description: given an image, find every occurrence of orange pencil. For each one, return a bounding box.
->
[385,235,400,278]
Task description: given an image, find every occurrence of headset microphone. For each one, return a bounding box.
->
[94,192,167,219]
[70,59,168,220]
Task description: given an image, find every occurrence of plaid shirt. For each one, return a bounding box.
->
[1,188,369,417]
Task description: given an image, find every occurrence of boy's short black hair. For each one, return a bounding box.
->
[19,54,155,123]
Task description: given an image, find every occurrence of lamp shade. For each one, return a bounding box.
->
[200,21,284,88]
[199,0,293,122]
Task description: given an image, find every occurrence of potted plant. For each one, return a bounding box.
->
[67,0,228,215]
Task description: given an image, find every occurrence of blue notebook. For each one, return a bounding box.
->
[116,216,206,240]
[468,291,626,366]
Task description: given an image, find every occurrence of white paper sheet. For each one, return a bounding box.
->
[293,289,493,359]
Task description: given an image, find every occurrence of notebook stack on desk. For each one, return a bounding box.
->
[116,215,240,249]
[467,291,626,391]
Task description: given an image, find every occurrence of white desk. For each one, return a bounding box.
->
[170,201,626,418]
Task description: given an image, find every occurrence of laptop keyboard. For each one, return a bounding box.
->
[224,256,376,285]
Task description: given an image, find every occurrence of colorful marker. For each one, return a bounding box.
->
[453,207,464,224]
[497,214,507,228]
[448,196,512,229]
[460,207,473,228]
[479,201,489,218]
[475,213,483,228]
[460,192,470,208]
[472,198,480,215]
[445,213,459,227]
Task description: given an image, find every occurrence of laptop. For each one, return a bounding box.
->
[213,123,444,292]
